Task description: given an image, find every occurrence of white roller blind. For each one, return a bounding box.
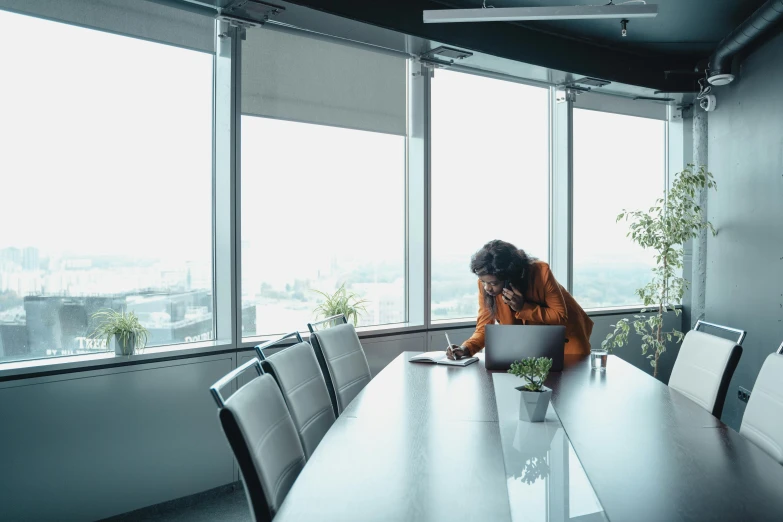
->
[242,27,407,136]
[574,91,667,121]
[0,0,214,53]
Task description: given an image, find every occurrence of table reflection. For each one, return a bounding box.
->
[494,373,607,522]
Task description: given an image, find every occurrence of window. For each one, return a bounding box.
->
[239,27,407,337]
[572,109,666,308]
[430,70,550,321]
[0,10,214,363]
[240,118,406,336]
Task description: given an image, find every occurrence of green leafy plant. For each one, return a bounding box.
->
[90,308,149,356]
[508,357,553,392]
[603,164,717,378]
[312,283,368,327]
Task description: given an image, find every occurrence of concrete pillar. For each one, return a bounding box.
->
[690,108,709,326]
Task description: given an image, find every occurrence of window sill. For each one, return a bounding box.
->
[0,307,676,382]
[238,321,428,349]
[584,305,682,317]
[0,339,234,383]
[429,318,478,330]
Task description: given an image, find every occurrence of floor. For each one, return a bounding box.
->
[102,483,251,522]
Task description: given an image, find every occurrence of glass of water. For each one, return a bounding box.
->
[591,349,608,371]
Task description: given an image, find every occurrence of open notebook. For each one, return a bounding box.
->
[409,351,479,367]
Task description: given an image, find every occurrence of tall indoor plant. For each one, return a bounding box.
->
[603,164,717,377]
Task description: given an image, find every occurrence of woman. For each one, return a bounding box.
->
[447,240,593,360]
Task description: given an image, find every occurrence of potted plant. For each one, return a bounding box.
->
[91,308,149,356]
[509,357,553,422]
[602,164,717,378]
[312,283,368,327]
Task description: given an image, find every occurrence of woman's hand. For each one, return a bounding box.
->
[502,284,525,312]
[447,344,470,360]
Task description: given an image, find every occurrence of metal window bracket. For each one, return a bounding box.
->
[219,0,285,28]
[418,46,473,71]
[556,88,577,104]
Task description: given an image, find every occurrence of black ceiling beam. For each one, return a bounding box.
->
[284,0,699,92]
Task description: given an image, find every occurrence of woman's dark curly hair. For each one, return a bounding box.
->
[470,240,536,320]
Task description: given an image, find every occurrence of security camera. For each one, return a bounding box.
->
[700,94,717,112]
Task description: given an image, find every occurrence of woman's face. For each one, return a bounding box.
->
[479,275,504,297]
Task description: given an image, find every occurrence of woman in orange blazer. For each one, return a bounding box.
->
[447,240,594,360]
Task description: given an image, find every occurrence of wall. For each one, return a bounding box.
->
[0,310,680,521]
[0,354,236,522]
[706,30,783,430]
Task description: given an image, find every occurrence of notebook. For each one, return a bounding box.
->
[409,351,479,367]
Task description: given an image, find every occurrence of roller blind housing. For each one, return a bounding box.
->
[242,27,407,136]
[0,0,214,53]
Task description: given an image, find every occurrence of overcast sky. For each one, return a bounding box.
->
[0,9,213,263]
[1,8,664,278]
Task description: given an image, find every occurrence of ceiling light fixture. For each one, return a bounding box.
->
[621,19,629,36]
[422,4,658,24]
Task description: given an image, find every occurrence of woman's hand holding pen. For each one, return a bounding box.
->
[446,344,469,360]
[502,284,525,312]
[445,332,469,360]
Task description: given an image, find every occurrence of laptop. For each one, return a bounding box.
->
[484,324,566,371]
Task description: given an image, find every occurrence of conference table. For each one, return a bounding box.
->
[274,352,783,522]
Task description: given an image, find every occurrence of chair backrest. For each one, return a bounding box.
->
[740,348,783,464]
[308,315,372,415]
[210,359,306,522]
[669,321,744,418]
[256,332,336,460]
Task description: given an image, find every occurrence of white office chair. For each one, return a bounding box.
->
[668,320,744,418]
[308,314,372,416]
[210,359,306,522]
[256,331,336,460]
[739,343,783,464]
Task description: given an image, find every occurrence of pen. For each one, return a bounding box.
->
[445,332,453,350]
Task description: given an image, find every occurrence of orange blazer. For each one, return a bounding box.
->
[463,261,593,356]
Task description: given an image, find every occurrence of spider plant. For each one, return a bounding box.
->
[90,308,149,356]
[312,283,368,327]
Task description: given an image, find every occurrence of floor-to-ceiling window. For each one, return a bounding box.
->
[239,27,407,337]
[0,7,214,363]
[572,109,666,308]
[430,70,550,321]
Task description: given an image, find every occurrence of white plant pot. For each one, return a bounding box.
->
[113,333,136,356]
[517,386,552,423]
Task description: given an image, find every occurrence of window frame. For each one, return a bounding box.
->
[0,7,219,365]
[0,5,676,375]
[426,66,553,324]
[569,101,670,309]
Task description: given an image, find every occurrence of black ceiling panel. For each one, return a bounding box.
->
[208,0,777,92]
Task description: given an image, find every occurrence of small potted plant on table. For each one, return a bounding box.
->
[509,357,553,422]
[91,308,149,356]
